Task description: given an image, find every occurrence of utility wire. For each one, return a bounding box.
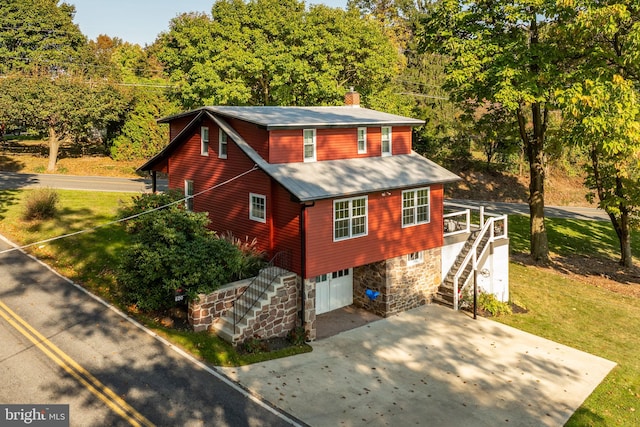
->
[0,165,259,255]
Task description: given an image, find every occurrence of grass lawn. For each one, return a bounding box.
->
[0,189,311,366]
[503,215,640,426]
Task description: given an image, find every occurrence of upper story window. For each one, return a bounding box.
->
[402,187,430,227]
[303,129,316,162]
[357,127,367,154]
[219,130,228,159]
[381,126,392,157]
[249,193,266,223]
[200,127,209,156]
[334,196,368,241]
[185,180,194,211]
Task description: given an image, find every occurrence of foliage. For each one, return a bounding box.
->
[477,292,512,317]
[0,0,91,75]
[0,75,126,171]
[117,201,243,311]
[557,76,640,266]
[157,0,400,108]
[110,89,179,160]
[242,335,270,354]
[220,231,267,280]
[22,188,59,220]
[420,0,579,262]
[287,326,308,346]
[118,189,186,221]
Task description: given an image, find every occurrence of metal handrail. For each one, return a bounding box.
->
[233,251,290,333]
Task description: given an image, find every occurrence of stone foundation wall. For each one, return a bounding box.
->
[238,274,299,343]
[302,278,317,341]
[188,279,251,332]
[353,247,441,317]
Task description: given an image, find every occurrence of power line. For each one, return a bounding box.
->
[0,165,259,255]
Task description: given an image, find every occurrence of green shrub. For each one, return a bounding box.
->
[116,198,244,311]
[23,188,59,220]
[220,231,267,280]
[478,292,512,316]
[287,326,308,345]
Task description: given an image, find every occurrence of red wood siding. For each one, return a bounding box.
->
[169,116,194,141]
[271,183,302,275]
[304,185,444,278]
[167,124,273,256]
[226,117,269,160]
[268,126,413,164]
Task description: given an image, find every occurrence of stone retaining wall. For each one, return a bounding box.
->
[188,278,251,332]
[237,274,299,343]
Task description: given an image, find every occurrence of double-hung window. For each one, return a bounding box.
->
[381,126,392,156]
[201,127,209,156]
[357,127,367,154]
[334,196,368,241]
[219,130,228,159]
[402,187,430,227]
[303,129,316,162]
[184,180,194,211]
[249,193,266,223]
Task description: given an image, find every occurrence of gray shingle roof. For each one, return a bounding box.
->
[161,106,425,129]
[261,154,460,202]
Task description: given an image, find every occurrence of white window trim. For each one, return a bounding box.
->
[381,126,392,157]
[184,179,194,211]
[218,130,228,159]
[249,193,266,223]
[402,187,431,228]
[333,196,368,241]
[303,129,316,162]
[357,127,367,154]
[200,126,209,156]
[407,251,424,266]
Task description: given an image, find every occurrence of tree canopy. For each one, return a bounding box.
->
[158,0,400,108]
[0,0,90,74]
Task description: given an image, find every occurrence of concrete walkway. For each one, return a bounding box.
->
[221,304,615,427]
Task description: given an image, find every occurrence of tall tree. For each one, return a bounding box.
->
[420,0,575,262]
[558,76,640,267]
[556,0,640,267]
[157,0,399,108]
[0,75,125,171]
[0,0,90,74]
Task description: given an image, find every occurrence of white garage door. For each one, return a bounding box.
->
[316,269,353,315]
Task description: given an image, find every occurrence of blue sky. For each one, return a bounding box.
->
[69,0,348,46]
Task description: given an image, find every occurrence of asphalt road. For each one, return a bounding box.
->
[0,172,608,221]
[0,237,303,427]
[0,172,168,193]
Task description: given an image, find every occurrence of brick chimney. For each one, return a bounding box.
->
[344,87,360,107]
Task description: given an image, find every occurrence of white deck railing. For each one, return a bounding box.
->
[443,201,508,310]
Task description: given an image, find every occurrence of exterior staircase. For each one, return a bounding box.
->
[434,229,490,310]
[212,253,290,344]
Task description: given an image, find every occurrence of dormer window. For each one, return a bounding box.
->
[303,129,316,162]
[201,127,209,156]
[381,126,392,157]
[357,127,367,154]
[219,130,228,159]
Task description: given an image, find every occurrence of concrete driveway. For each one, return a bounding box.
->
[220,304,615,427]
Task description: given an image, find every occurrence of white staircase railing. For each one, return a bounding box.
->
[451,213,508,310]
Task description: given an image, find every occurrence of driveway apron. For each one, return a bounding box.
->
[221,304,616,427]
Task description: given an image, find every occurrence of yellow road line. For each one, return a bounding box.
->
[0,300,154,427]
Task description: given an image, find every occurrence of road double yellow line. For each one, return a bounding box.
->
[0,300,154,427]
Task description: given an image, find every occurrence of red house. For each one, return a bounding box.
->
[140,92,509,343]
